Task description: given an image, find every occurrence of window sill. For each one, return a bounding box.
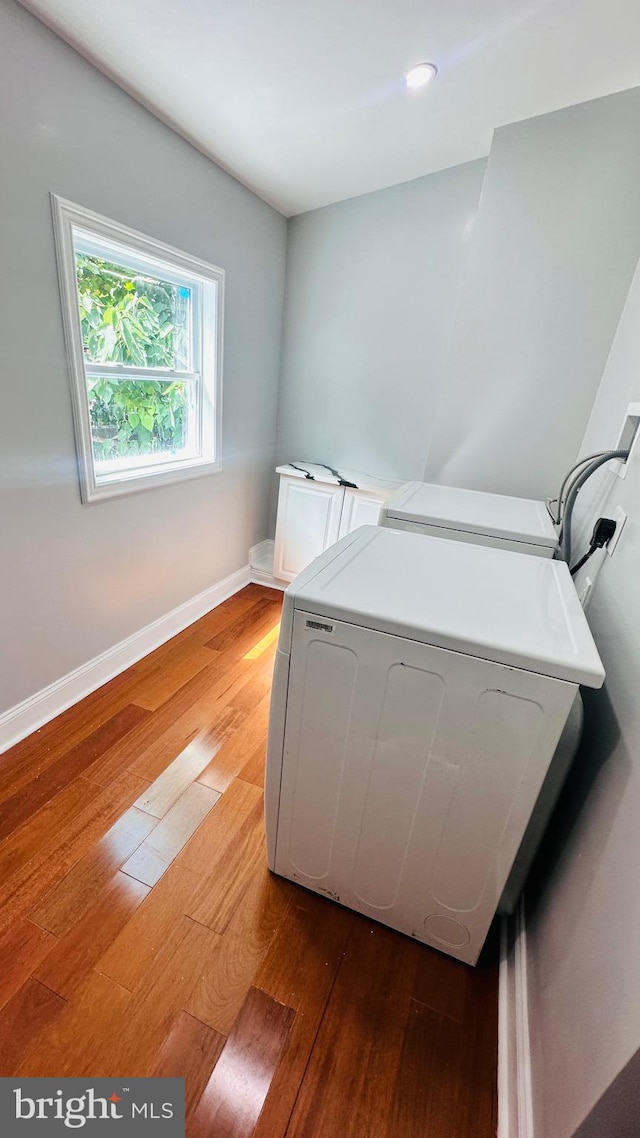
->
[82,455,222,504]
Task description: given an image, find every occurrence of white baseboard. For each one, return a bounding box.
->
[0,564,251,755]
[498,901,534,1138]
[498,919,513,1138]
[250,566,287,591]
[249,538,274,567]
[249,538,287,591]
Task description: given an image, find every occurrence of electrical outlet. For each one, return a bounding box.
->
[607,505,628,556]
[578,575,593,607]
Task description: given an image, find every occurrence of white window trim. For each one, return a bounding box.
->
[51,194,224,504]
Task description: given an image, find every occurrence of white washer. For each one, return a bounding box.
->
[379,480,558,557]
[265,526,603,965]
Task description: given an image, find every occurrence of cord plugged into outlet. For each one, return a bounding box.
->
[607,505,628,556]
[570,517,617,576]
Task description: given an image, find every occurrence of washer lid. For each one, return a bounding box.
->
[382,481,558,549]
[287,526,604,688]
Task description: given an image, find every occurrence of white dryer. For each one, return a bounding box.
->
[379,481,558,557]
[265,526,603,965]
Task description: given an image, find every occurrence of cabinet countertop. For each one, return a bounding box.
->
[276,463,402,495]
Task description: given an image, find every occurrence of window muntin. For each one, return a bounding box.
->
[52,197,223,503]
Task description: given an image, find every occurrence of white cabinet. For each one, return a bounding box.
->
[273,464,399,583]
[273,476,344,582]
[338,487,387,539]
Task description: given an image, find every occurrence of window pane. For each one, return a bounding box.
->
[88,376,195,468]
[75,250,192,371]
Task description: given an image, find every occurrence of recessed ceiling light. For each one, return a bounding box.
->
[406,62,438,89]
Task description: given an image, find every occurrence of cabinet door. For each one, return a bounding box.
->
[337,488,387,538]
[274,612,576,964]
[273,476,344,582]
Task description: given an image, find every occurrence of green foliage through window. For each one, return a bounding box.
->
[75,253,192,462]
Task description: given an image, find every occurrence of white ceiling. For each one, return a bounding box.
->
[19,0,640,216]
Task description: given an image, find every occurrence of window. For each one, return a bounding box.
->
[52,196,224,502]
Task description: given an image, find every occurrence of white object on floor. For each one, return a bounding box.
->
[265,526,604,965]
[249,540,286,591]
[379,480,558,557]
[273,463,400,582]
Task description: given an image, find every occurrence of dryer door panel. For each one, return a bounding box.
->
[274,611,576,964]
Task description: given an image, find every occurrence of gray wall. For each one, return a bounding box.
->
[275,160,486,485]
[426,87,640,500]
[574,1049,640,1138]
[525,250,640,1138]
[0,0,286,715]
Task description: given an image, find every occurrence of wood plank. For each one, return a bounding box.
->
[185,864,293,1035]
[0,705,149,833]
[0,918,57,1012]
[227,660,277,717]
[237,741,266,789]
[196,649,274,712]
[133,784,220,864]
[9,625,214,772]
[196,694,270,793]
[62,591,264,737]
[0,680,146,790]
[241,622,280,661]
[119,772,151,798]
[93,658,256,789]
[153,1011,226,1121]
[254,888,352,1011]
[15,971,132,1078]
[33,870,150,1000]
[180,586,277,640]
[186,795,265,932]
[0,773,150,938]
[128,642,220,712]
[30,806,158,937]
[0,776,93,887]
[389,989,498,1138]
[82,727,188,790]
[119,845,169,889]
[82,729,195,792]
[134,730,231,819]
[190,987,294,1138]
[113,916,222,1075]
[0,979,67,1075]
[122,626,218,676]
[241,623,280,663]
[204,598,280,654]
[411,944,470,1024]
[284,916,422,1138]
[178,776,263,875]
[95,862,202,991]
[126,704,248,788]
[122,783,220,887]
[82,659,232,788]
[252,892,353,1138]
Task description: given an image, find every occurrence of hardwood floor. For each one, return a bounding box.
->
[0,584,498,1135]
